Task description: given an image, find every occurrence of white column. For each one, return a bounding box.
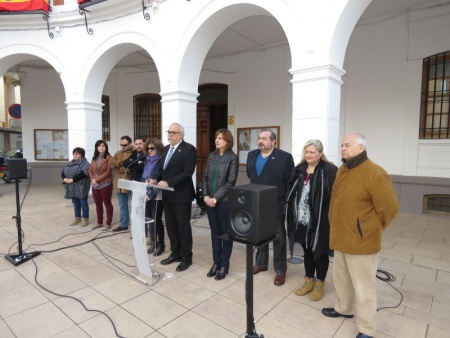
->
[66,101,103,160]
[160,90,198,188]
[290,64,345,164]
[160,90,198,147]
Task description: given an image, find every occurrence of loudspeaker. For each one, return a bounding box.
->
[228,184,277,246]
[6,158,28,179]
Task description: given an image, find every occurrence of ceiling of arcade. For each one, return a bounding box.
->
[3,0,436,77]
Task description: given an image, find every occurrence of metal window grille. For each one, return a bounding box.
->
[423,194,450,215]
[133,93,162,140]
[101,95,110,141]
[420,52,450,139]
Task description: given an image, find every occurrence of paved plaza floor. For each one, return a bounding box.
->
[0,181,449,337]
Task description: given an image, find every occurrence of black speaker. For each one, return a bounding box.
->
[6,158,28,179]
[228,184,277,246]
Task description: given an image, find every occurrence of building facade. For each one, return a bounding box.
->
[0,0,449,214]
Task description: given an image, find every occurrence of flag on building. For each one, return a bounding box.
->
[0,0,49,13]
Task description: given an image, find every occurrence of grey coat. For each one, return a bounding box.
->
[202,150,239,202]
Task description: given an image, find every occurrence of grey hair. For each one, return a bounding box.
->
[171,123,185,137]
[348,132,366,147]
[355,133,367,148]
[260,128,277,142]
[300,139,330,164]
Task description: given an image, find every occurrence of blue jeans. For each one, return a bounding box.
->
[117,192,131,228]
[206,201,233,269]
[72,197,89,219]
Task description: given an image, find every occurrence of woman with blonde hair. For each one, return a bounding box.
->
[286,140,337,301]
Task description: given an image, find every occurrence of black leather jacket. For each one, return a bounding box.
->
[202,150,239,202]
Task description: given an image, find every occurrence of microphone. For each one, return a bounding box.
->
[123,153,145,179]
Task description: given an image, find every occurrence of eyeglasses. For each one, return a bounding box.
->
[166,130,181,136]
[147,147,156,151]
[120,143,129,147]
[339,143,353,149]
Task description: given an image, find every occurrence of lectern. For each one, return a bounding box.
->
[117,179,173,285]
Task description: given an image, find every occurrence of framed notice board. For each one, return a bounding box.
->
[34,129,69,160]
[237,126,280,165]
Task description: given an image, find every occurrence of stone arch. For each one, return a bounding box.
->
[75,32,164,103]
[329,0,372,68]
[172,1,301,93]
[0,46,69,92]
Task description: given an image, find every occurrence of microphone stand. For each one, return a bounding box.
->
[5,178,41,266]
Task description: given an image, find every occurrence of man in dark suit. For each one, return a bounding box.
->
[247,128,294,286]
[153,123,197,272]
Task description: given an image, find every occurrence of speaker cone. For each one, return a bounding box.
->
[232,210,253,235]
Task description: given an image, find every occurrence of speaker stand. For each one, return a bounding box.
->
[245,244,264,338]
[4,179,40,266]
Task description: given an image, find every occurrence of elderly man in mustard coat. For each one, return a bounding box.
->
[322,132,399,338]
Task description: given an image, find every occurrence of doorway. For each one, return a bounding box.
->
[196,84,228,182]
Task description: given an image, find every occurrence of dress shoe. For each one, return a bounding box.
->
[112,226,128,232]
[153,244,165,256]
[274,274,286,286]
[207,264,220,277]
[322,308,354,318]
[176,260,192,272]
[160,256,182,265]
[215,267,228,280]
[253,265,268,275]
[356,333,373,338]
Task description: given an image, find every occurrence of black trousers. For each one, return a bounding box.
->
[301,243,329,281]
[145,199,164,245]
[163,201,193,261]
[255,216,287,275]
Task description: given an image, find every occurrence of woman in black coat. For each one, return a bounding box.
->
[202,129,239,280]
[285,140,337,301]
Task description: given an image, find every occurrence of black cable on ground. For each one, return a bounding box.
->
[31,258,126,338]
[376,269,403,311]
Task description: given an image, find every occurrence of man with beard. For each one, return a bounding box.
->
[246,128,294,286]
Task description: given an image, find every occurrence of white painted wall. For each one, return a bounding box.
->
[3,0,449,183]
[343,4,450,178]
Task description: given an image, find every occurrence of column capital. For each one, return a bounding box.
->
[290,64,346,85]
[65,100,103,111]
[160,90,198,104]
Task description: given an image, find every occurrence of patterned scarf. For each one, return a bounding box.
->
[286,161,327,252]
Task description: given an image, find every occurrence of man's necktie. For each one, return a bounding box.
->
[164,146,175,169]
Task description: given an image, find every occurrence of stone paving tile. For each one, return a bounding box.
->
[1,184,450,338]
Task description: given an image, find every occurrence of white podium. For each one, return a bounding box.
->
[117,179,173,285]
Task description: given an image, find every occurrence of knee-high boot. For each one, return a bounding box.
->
[147,222,156,254]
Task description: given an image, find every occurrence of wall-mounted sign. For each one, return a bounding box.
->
[8,104,21,119]
[9,119,22,129]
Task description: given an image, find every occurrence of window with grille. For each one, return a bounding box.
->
[420,51,450,139]
[133,93,162,140]
[101,95,110,141]
[423,194,450,215]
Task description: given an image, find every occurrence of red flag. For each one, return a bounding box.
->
[0,0,49,12]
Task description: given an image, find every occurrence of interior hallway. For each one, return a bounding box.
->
[0,181,449,338]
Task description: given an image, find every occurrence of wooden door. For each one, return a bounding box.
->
[196,106,210,181]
